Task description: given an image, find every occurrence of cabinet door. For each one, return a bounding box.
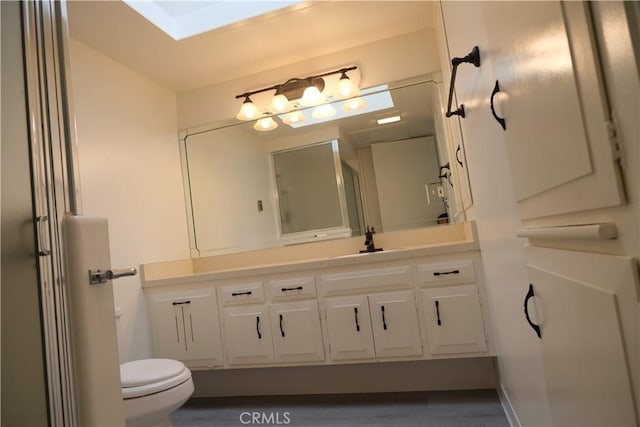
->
[148,288,223,367]
[368,291,422,358]
[270,301,324,363]
[527,248,637,426]
[420,285,487,354]
[223,305,274,365]
[182,290,223,364]
[324,295,375,360]
[481,1,623,221]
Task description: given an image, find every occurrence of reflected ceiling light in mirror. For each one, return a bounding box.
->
[253,116,278,131]
[343,97,367,112]
[281,84,393,129]
[236,96,260,120]
[377,115,401,125]
[282,110,307,125]
[312,104,337,119]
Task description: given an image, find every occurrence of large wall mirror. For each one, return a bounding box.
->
[181,73,471,257]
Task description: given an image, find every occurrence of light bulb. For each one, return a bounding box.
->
[236,97,260,120]
[300,85,325,106]
[253,116,278,131]
[342,97,367,111]
[312,104,337,119]
[270,94,291,113]
[336,75,359,99]
[282,110,306,125]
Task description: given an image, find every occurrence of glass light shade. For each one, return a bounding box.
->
[270,94,291,113]
[342,97,367,111]
[253,116,278,131]
[299,85,325,106]
[312,104,337,119]
[336,76,359,99]
[282,110,306,125]
[236,99,260,120]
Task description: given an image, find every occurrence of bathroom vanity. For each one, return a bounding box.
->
[142,222,494,384]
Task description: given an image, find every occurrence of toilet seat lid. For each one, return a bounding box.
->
[121,359,191,399]
[121,359,186,387]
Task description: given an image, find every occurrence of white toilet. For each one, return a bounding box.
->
[116,308,194,426]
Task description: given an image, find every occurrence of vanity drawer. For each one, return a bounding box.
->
[220,282,265,306]
[268,277,316,302]
[417,260,475,287]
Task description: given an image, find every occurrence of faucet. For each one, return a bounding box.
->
[360,226,383,253]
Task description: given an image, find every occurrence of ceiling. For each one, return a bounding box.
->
[66,1,436,93]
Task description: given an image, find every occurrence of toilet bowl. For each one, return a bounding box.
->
[120,358,194,427]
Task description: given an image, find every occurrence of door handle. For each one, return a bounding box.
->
[524,284,542,339]
[89,267,137,285]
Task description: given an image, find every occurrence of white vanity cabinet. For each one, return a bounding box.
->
[220,282,274,365]
[321,266,422,360]
[147,287,223,368]
[417,261,487,355]
[221,277,324,366]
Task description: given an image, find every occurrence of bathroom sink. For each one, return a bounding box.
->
[330,249,402,259]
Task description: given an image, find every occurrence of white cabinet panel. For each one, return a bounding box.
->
[324,295,376,360]
[368,291,422,358]
[223,305,274,365]
[148,287,223,367]
[420,285,487,354]
[481,1,623,220]
[526,247,638,426]
[270,301,324,363]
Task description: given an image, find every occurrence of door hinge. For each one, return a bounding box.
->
[605,120,623,163]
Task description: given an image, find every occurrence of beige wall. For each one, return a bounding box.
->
[69,39,191,362]
[177,29,440,129]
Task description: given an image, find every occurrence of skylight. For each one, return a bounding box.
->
[123,1,303,40]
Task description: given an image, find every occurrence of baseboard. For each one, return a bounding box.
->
[497,383,520,427]
[191,357,498,397]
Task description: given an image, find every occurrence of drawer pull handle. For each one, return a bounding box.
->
[524,284,542,339]
[172,300,191,305]
[256,316,262,339]
[354,307,360,332]
[281,286,303,292]
[381,305,387,330]
[435,300,442,326]
[433,269,460,277]
[232,291,253,297]
[279,314,285,337]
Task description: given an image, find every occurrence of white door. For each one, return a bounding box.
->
[324,295,376,360]
[270,301,324,363]
[149,292,190,361]
[368,291,422,358]
[526,247,638,426]
[481,1,623,221]
[420,285,487,354]
[223,305,274,365]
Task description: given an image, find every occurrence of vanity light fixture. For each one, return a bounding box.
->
[377,115,401,125]
[234,66,364,131]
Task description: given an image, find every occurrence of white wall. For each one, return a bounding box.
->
[69,39,190,362]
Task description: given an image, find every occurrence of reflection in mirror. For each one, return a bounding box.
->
[181,74,467,257]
